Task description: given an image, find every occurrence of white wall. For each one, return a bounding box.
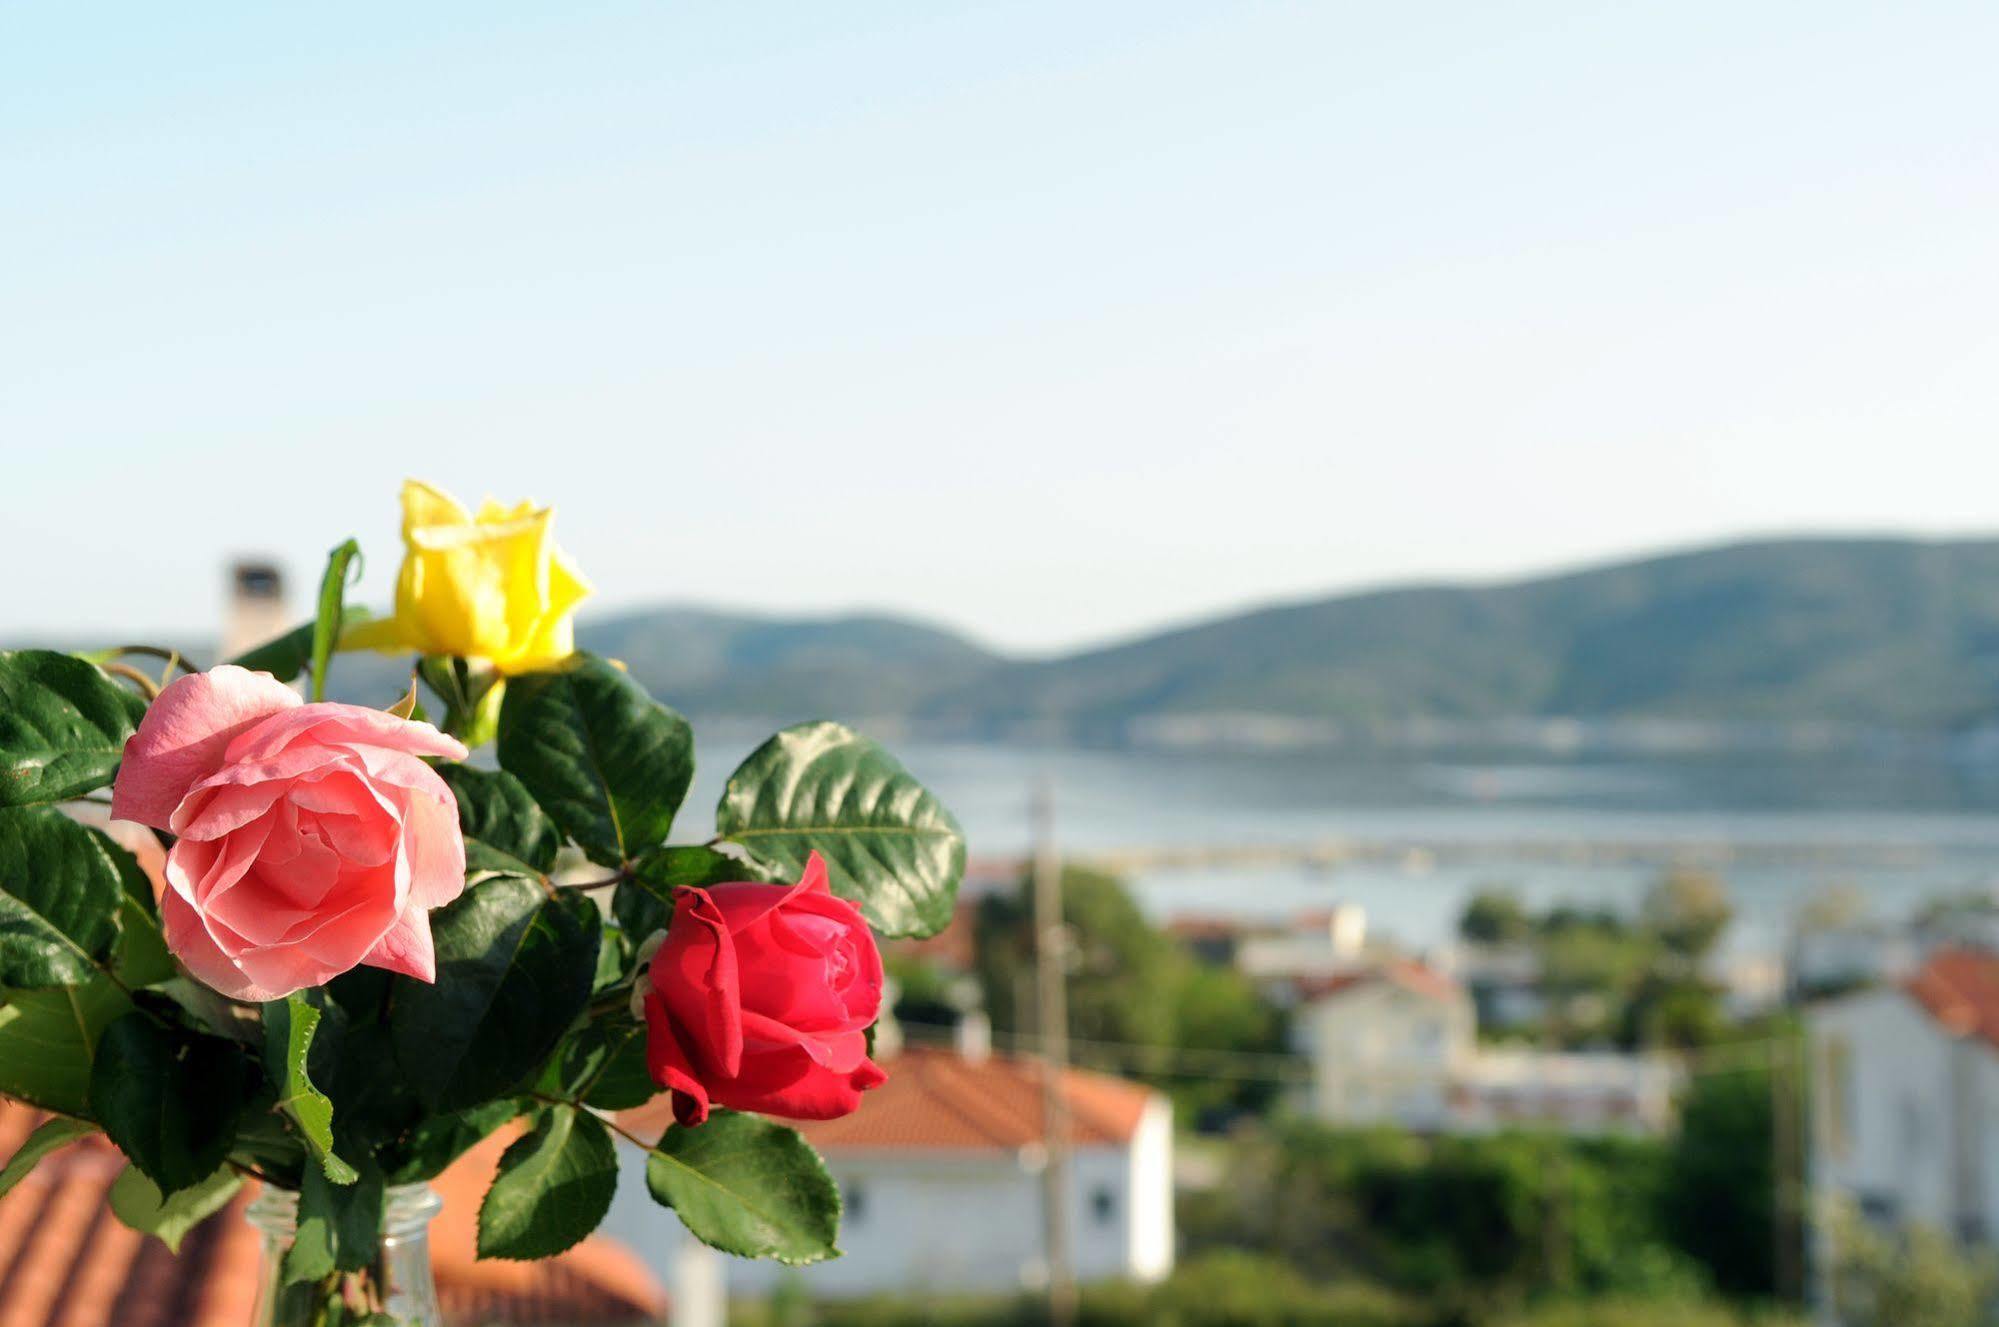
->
[1296,983,1470,1129]
[1809,988,1961,1234]
[1127,1097,1175,1283]
[599,1174,725,1327]
[602,1134,1171,1305]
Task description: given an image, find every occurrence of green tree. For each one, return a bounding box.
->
[1461,888,1533,945]
[1169,960,1287,1118]
[1662,1059,1775,1297]
[1831,1206,1997,1327]
[1623,975,1731,1050]
[975,865,1180,1048]
[1537,919,1653,1046]
[1642,869,1733,965]
[974,866,1288,1118]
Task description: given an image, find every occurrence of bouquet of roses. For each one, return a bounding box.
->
[0,481,964,1325]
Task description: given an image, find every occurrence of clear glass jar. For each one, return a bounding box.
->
[245,1183,444,1327]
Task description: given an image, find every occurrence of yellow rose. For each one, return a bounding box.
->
[344,479,592,675]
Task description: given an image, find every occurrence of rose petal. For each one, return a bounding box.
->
[110,666,301,830]
[656,889,744,1078]
[643,988,714,1127]
[223,703,467,767]
[400,786,466,912]
[362,905,436,983]
[159,886,285,1002]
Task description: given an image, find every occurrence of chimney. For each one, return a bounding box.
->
[1329,904,1366,958]
[956,1009,992,1063]
[222,559,289,660]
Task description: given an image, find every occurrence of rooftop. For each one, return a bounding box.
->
[1294,959,1462,1006]
[1905,946,1999,1049]
[621,1045,1158,1153]
[0,1103,666,1327]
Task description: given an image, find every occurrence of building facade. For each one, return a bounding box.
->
[605,1044,1173,1304]
[1292,960,1678,1135]
[1808,946,1999,1281]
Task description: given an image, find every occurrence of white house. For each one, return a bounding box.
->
[1808,946,1999,1282]
[1292,962,1473,1130]
[602,1042,1173,1304]
[1292,960,1678,1135]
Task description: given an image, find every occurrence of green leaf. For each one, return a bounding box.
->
[644,1111,841,1265]
[286,1157,384,1282]
[0,650,147,807]
[262,994,357,1185]
[154,977,259,1044]
[0,807,125,987]
[390,875,601,1111]
[435,765,561,874]
[716,721,966,938]
[0,1116,95,1198]
[0,979,132,1115]
[497,655,694,867]
[108,1165,243,1253]
[302,982,424,1147]
[90,1011,252,1194]
[613,845,750,948]
[581,1022,657,1111]
[383,1099,523,1186]
[228,609,371,682]
[477,1104,618,1260]
[309,539,363,703]
[91,830,175,987]
[539,1017,655,1111]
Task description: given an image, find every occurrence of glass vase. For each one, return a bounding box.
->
[245,1182,444,1327]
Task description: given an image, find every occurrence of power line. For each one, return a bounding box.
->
[900,1019,1788,1086]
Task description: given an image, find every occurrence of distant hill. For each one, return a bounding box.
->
[577,607,1000,727]
[912,538,1999,735]
[32,537,1999,737]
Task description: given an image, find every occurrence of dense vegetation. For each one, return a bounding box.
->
[964,865,1288,1122]
[739,1249,1802,1327]
[1457,874,1735,1050]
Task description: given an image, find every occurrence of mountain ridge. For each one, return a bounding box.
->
[26,535,1999,736]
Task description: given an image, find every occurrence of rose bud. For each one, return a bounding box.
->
[640,852,887,1126]
[110,666,468,1001]
[342,478,591,675]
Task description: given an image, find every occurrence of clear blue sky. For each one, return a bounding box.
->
[5,3,1996,654]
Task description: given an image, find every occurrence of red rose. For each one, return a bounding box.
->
[640,852,887,1126]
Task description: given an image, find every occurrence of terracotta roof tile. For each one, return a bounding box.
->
[0,1103,666,1327]
[1294,959,1461,1005]
[620,1046,1157,1152]
[1905,946,1999,1049]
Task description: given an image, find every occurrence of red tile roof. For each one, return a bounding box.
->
[1163,916,1241,942]
[1905,947,1999,1048]
[0,1104,666,1327]
[620,1046,1158,1152]
[1294,959,1461,1005]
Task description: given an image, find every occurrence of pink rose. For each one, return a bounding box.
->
[110,665,468,1001]
[641,852,888,1126]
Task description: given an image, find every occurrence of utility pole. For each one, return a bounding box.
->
[1032,778,1076,1327]
[1771,1030,1801,1304]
